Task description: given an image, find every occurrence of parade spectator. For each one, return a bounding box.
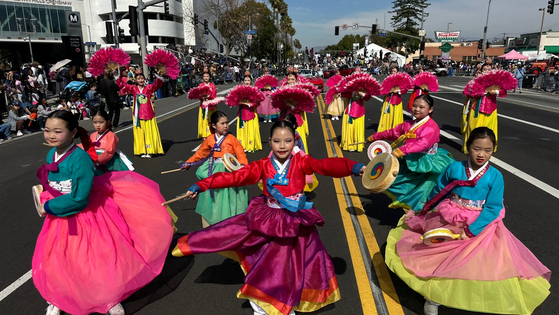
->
[36,97,49,129]
[99,71,121,127]
[513,63,526,93]
[8,101,30,136]
[86,83,101,113]
[0,121,11,143]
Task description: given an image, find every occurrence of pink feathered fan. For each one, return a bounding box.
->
[413,72,439,92]
[188,85,214,100]
[225,85,265,107]
[338,72,381,98]
[202,97,225,110]
[380,72,414,95]
[144,49,180,79]
[325,88,339,104]
[88,48,130,76]
[255,75,279,89]
[291,83,320,98]
[471,70,518,96]
[326,74,343,88]
[271,86,315,113]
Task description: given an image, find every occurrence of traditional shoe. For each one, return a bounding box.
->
[108,303,125,315]
[423,299,439,315]
[140,154,147,158]
[144,154,152,159]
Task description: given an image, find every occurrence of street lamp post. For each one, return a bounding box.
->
[481,0,492,60]
[23,36,34,63]
[447,22,452,32]
[537,8,546,56]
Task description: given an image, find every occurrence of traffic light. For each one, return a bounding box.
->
[486,41,491,49]
[478,39,483,50]
[372,24,377,33]
[129,6,138,36]
[164,1,169,16]
[220,44,224,53]
[194,14,198,25]
[420,41,425,51]
[105,21,114,44]
[335,26,339,36]
[118,27,125,42]
[203,19,208,31]
[548,0,555,14]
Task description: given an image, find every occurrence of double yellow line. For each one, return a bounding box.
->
[317,95,404,315]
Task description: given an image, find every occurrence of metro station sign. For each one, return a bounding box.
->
[434,31,461,43]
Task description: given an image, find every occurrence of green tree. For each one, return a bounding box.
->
[293,39,302,50]
[323,34,366,52]
[388,0,430,55]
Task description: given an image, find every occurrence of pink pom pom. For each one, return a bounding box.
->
[380,72,414,95]
[326,75,343,88]
[144,49,180,79]
[188,85,214,100]
[413,72,439,92]
[202,97,225,110]
[325,88,338,104]
[271,87,315,113]
[338,73,382,97]
[88,48,130,76]
[291,83,320,97]
[225,85,265,107]
[471,70,518,96]
[254,75,279,89]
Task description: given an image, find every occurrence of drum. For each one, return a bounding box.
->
[32,185,43,217]
[223,153,243,172]
[421,228,460,245]
[362,153,399,193]
[367,140,392,160]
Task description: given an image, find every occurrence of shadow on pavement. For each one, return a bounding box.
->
[121,233,195,314]
[194,258,245,285]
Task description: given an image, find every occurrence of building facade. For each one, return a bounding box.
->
[407,42,505,64]
[505,31,559,56]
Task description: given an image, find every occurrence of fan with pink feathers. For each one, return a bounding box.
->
[380,72,414,95]
[291,83,320,98]
[471,70,517,96]
[338,72,381,99]
[188,85,214,100]
[225,85,265,108]
[88,48,130,76]
[202,97,225,110]
[144,49,180,79]
[271,86,315,113]
[413,72,439,92]
[255,75,279,90]
[326,74,343,88]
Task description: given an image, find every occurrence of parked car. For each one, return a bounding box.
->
[425,66,449,76]
[298,69,324,92]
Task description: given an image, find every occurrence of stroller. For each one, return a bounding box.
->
[59,81,90,101]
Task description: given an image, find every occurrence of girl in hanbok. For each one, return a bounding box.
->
[173,120,367,315]
[227,76,264,152]
[180,111,248,227]
[120,73,164,158]
[385,127,550,315]
[35,110,174,315]
[378,71,413,132]
[325,69,345,120]
[255,69,280,123]
[193,73,217,139]
[367,94,454,211]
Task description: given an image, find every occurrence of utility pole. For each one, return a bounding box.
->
[481,0,492,60]
[537,8,546,55]
[249,15,252,61]
[111,0,119,47]
[138,0,148,77]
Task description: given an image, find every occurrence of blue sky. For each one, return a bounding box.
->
[279,0,559,49]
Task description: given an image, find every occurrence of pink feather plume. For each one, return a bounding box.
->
[254,74,279,89]
[326,74,343,88]
[325,88,338,104]
[144,49,180,79]
[271,87,315,113]
[463,80,477,97]
[471,70,518,96]
[187,85,214,100]
[202,97,225,110]
[225,85,265,107]
[87,48,130,76]
[291,83,320,97]
[413,72,439,92]
[338,73,382,97]
[380,72,414,95]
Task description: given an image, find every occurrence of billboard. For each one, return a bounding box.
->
[434,31,461,43]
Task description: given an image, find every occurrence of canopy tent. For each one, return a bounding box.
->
[496,50,528,60]
[528,53,557,61]
[356,43,406,68]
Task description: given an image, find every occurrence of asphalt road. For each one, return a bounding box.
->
[0,76,557,315]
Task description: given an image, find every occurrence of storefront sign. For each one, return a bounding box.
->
[434,31,461,43]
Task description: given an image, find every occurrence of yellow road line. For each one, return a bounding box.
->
[317,95,405,315]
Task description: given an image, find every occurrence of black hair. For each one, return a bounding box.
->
[92,109,113,131]
[210,110,228,130]
[136,73,145,80]
[270,119,296,138]
[47,109,80,138]
[414,94,434,108]
[282,113,298,128]
[466,127,496,149]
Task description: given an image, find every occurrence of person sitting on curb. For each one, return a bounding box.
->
[8,101,30,137]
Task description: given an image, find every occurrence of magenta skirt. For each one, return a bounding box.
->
[32,171,174,315]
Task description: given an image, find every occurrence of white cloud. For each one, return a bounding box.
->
[292,0,559,48]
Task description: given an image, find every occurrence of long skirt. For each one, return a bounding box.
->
[237,115,262,152]
[198,107,217,139]
[385,200,551,315]
[327,95,345,117]
[463,109,498,153]
[302,112,309,136]
[384,149,454,211]
[195,160,248,225]
[32,171,174,315]
[173,196,341,315]
[460,97,474,135]
[133,118,165,155]
[257,95,280,120]
[340,113,365,152]
[378,101,403,133]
